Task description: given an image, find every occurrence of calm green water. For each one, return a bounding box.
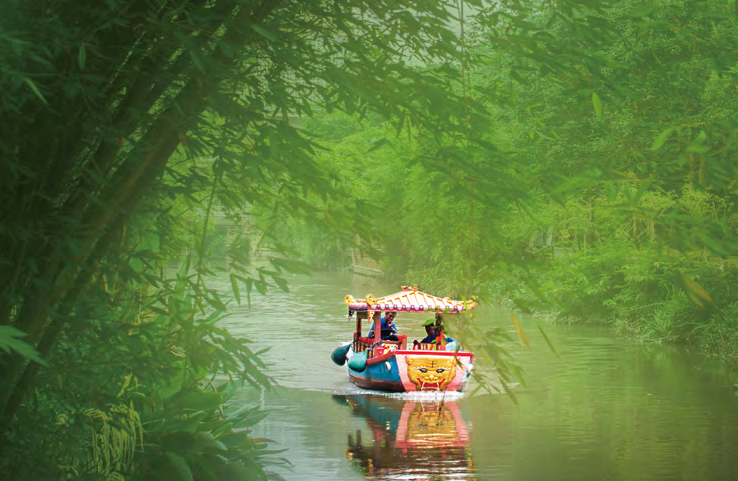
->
[215,272,738,480]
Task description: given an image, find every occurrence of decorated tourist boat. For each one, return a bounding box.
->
[331,285,476,392]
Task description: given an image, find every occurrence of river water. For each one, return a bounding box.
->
[213,271,737,480]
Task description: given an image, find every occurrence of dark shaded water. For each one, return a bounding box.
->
[215,272,737,480]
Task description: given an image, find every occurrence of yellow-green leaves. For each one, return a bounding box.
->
[651,127,674,151]
[592,92,603,119]
[680,273,713,307]
[230,273,241,306]
[686,130,709,154]
[22,77,48,105]
[511,312,530,347]
[537,325,559,357]
[248,22,279,41]
[367,138,389,153]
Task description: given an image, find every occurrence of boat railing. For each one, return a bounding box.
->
[412,342,446,351]
[353,335,408,357]
[353,336,375,355]
[377,337,406,352]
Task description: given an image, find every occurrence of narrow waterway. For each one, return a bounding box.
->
[213,271,737,480]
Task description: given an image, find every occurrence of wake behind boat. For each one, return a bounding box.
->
[331,285,476,393]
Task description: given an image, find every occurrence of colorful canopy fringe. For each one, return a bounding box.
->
[345,286,476,313]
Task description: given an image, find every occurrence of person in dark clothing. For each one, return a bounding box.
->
[414,318,456,348]
[413,319,437,348]
[368,311,399,341]
[419,319,437,344]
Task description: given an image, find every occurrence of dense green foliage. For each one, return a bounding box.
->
[0,0,493,478]
[271,0,738,360]
[474,0,738,359]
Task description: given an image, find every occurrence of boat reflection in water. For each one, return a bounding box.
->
[336,394,476,479]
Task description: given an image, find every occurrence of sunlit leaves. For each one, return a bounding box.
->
[367,138,390,153]
[21,77,48,105]
[651,127,674,151]
[537,325,559,357]
[511,312,530,347]
[462,0,738,359]
[592,92,603,119]
[686,130,709,154]
[230,274,241,306]
[679,273,713,307]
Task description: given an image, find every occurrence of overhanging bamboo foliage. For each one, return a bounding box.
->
[0,0,489,478]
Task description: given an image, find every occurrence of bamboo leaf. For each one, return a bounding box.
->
[164,452,193,481]
[511,312,530,347]
[537,325,559,357]
[499,377,518,405]
[245,278,253,308]
[250,23,279,41]
[680,273,713,305]
[0,326,46,365]
[22,78,48,105]
[78,42,86,71]
[230,274,241,306]
[189,50,205,73]
[592,92,603,119]
[651,127,673,151]
[367,138,389,153]
[271,275,289,292]
[503,360,524,387]
[205,291,227,311]
[686,130,709,153]
[396,109,407,137]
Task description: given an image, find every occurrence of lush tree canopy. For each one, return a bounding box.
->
[269,0,738,359]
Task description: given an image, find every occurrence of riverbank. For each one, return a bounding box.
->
[477,246,738,363]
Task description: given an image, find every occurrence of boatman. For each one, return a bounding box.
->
[368,311,400,341]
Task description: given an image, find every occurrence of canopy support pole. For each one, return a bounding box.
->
[370,309,380,346]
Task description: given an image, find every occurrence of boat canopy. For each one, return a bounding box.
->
[344,285,476,313]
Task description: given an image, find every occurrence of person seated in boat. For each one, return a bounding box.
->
[433,323,456,348]
[413,319,438,348]
[414,318,457,349]
[368,311,400,341]
[421,319,438,343]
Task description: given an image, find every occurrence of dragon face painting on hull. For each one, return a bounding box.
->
[406,356,457,391]
[395,351,473,392]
